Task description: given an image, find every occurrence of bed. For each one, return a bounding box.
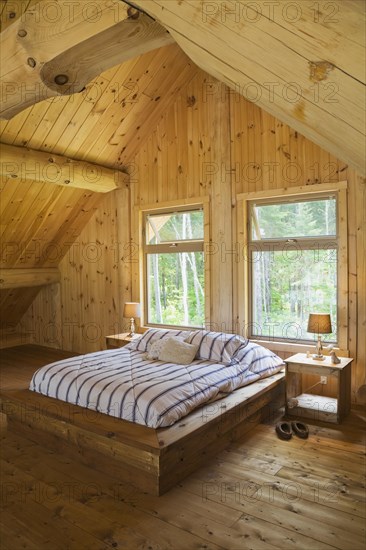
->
[3,329,286,495]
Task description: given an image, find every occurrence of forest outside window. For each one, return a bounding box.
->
[144,208,205,328]
[248,193,339,343]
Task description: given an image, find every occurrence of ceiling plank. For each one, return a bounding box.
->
[0,143,128,192]
[0,0,173,119]
[134,0,366,175]
[0,267,60,289]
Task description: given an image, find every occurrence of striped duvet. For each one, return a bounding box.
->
[29,342,284,428]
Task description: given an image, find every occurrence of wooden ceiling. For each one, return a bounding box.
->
[134,0,365,176]
[0,43,197,168]
[0,0,197,328]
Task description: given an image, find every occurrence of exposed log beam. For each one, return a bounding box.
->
[0,268,60,290]
[134,0,366,175]
[0,0,173,119]
[0,143,128,192]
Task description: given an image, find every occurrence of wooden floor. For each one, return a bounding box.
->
[1,348,365,549]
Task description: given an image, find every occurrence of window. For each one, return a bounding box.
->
[248,193,339,343]
[143,208,205,327]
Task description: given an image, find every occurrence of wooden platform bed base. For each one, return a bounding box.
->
[1,359,285,496]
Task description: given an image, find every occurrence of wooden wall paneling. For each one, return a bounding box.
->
[245,100,255,194]
[156,121,164,203]
[17,283,62,348]
[253,101,262,194]
[354,171,366,403]
[147,134,156,204]
[167,100,178,202]
[52,189,130,353]
[115,185,132,334]
[207,80,233,329]
[186,80,195,199]
[260,110,273,191]
[190,75,201,198]
[176,94,186,199]
[0,287,40,327]
[345,171,358,398]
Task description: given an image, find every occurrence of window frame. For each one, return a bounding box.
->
[236,181,348,355]
[139,199,209,330]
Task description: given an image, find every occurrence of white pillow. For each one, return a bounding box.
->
[146,336,183,360]
[158,338,199,365]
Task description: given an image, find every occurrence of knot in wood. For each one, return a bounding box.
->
[127,6,140,19]
[54,74,69,86]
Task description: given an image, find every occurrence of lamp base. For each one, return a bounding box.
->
[312,354,325,361]
[127,317,135,338]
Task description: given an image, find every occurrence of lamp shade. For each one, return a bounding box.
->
[307,313,332,334]
[123,302,141,318]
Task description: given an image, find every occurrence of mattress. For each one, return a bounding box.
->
[30,342,284,428]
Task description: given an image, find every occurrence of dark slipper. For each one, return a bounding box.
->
[291,421,309,439]
[275,421,292,440]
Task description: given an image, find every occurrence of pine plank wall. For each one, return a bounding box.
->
[18,70,366,404]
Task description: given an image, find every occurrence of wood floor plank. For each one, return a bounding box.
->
[181,472,365,549]
[1,345,365,549]
[125,490,279,550]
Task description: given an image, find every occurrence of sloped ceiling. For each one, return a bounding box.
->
[0,0,198,327]
[134,0,365,176]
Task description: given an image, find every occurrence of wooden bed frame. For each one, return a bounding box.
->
[0,346,285,495]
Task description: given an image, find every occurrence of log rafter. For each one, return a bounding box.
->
[0,143,128,192]
[0,268,60,290]
[0,0,173,119]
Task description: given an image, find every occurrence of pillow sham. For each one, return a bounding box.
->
[185,330,246,363]
[133,328,190,352]
[229,341,285,374]
[146,336,184,360]
[158,337,199,365]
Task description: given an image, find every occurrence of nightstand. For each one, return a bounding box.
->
[285,353,353,424]
[105,332,141,349]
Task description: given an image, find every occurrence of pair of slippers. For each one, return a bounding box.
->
[276,421,309,440]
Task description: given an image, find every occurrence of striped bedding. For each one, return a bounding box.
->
[29,341,284,429]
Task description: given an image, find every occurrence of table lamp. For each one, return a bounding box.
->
[123,302,141,337]
[307,313,332,360]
